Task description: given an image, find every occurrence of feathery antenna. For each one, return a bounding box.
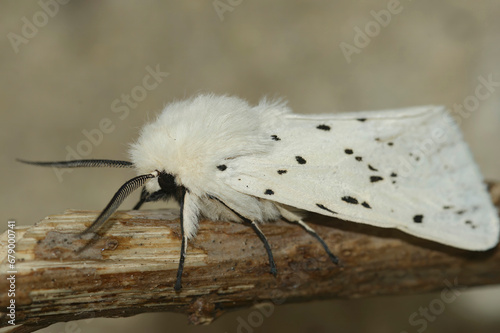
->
[17,159,134,168]
[79,171,159,236]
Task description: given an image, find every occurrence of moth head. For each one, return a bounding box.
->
[142,170,184,204]
[128,94,278,196]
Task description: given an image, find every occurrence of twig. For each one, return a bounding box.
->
[1,182,499,332]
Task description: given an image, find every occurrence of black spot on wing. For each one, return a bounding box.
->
[456,209,466,215]
[217,164,227,171]
[370,176,384,183]
[357,118,367,122]
[264,189,274,195]
[355,156,362,161]
[271,135,281,141]
[295,156,307,164]
[277,169,287,175]
[443,205,453,210]
[361,202,371,209]
[316,124,330,131]
[344,149,354,155]
[342,196,358,204]
[387,142,394,146]
[368,164,378,172]
[316,204,337,214]
[465,220,477,229]
[390,172,397,177]
[413,215,424,223]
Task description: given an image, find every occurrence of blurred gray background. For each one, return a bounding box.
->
[1,1,499,332]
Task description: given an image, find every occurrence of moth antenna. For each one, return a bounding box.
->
[16,159,134,168]
[79,171,159,236]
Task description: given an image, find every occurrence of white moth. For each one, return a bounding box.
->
[21,94,500,290]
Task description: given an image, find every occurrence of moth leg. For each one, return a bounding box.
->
[133,187,148,210]
[174,187,189,291]
[133,188,168,210]
[277,206,342,266]
[244,219,277,276]
[174,230,188,291]
[211,197,277,276]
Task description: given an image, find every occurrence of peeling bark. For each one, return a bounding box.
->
[1,183,499,332]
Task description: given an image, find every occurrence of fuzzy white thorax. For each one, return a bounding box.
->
[129,94,289,237]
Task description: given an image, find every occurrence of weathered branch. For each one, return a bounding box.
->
[1,183,500,332]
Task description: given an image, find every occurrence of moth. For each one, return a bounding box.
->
[20,94,500,290]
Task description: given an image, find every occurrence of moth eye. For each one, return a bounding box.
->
[158,172,177,193]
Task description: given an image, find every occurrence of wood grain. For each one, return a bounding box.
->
[1,183,499,332]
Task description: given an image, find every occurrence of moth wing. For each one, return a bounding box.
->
[218,106,499,250]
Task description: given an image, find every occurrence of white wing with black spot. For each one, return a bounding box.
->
[217,106,499,251]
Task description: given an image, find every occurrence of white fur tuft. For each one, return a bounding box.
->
[129,94,289,237]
